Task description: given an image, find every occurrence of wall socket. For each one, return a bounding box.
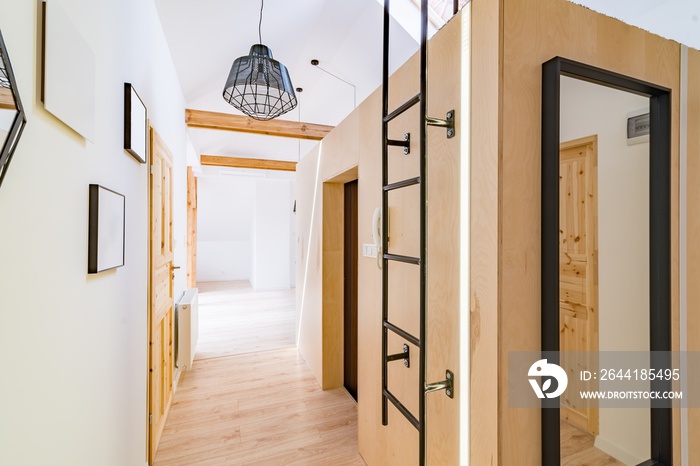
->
[362,243,378,258]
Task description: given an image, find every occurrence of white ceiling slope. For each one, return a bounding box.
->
[569,0,700,50]
[156,0,700,166]
[154,0,419,163]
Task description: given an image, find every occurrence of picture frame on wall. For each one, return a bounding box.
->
[124,83,147,163]
[41,0,96,142]
[88,184,125,274]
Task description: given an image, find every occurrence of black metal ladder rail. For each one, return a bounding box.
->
[381,1,459,465]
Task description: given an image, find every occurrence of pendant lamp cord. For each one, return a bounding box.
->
[258,0,264,45]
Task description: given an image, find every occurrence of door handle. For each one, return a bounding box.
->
[171,265,181,270]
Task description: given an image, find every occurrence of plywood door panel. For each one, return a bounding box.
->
[149,127,175,464]
[494,0,681,463]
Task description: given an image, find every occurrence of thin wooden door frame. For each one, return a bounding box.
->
[320,167,358,390]
[541,56,672,466]
[145,123,153,464]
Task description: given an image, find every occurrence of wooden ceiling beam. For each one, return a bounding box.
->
[200,155,297,172]
[185,109,333,141]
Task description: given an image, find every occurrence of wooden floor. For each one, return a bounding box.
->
[154,282,365,465]
[561,420,625,466]
[195,281,296,360]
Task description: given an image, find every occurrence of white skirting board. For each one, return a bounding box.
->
[594,436,647,466]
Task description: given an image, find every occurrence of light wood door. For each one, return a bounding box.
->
[559,135,599,435]
[149,127,175,464]
[186,166,197,288]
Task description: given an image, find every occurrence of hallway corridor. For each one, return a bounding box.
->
[154,282,365,465]
[194,281,296,360]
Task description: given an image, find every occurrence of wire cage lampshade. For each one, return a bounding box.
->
[223,44,297,121]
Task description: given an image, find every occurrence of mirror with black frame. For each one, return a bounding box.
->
[541,57,672,466]
[0,29,27,189]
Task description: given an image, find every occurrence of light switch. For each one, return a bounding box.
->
[363,243,378,258]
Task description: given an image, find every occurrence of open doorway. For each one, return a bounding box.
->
[194,167,297,359]
[344,180,359,400]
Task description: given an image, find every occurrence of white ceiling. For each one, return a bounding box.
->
[155,0,700,166]
[569,0,700,50]
[154,0,419,163]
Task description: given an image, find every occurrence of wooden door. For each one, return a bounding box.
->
[559,135,598,435]
[344,180,359,400]
[186,166,197,288]
[149,127,175,464]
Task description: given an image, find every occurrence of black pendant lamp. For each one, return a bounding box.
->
[222,0,297,121]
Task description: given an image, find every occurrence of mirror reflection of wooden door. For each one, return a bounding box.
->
[149,127,175,464]
[559,135,598,436]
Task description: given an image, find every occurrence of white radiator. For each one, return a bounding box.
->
[175,288,199,370]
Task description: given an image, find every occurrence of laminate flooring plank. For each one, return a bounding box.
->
[560,420,625,466]
[155,282,365,465]
[195,281,296,360]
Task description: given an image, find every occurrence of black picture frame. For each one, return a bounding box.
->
[124,83,147,163]
[541,57,672,466]
[88,184,126,274]
[0,29,27,189]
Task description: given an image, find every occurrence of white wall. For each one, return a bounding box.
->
[560,76,650,465]
[289,179,297,289]
[0,0,188,465]
[196,168,296,289]
[197,174,255,281]
[251,178,292,291]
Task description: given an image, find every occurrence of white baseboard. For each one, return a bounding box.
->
[173,367,182,391]
[594,436,647,466]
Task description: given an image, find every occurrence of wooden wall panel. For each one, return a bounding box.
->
[387,184,421,257]
[298,11,464,466]
[320,109,360,181]
[469,0,501,464]
[356,87,401,465]
[322,182,345,389]
[425,14,461,464]
[686,47,700,466]
[357,53,423,466]
[494,0,681,463]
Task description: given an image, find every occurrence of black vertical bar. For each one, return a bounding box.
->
[381,0,391,428]
[541,57,561,466]
[419,0,428,464]
[649,90,672,465]
[453,0,458,15]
